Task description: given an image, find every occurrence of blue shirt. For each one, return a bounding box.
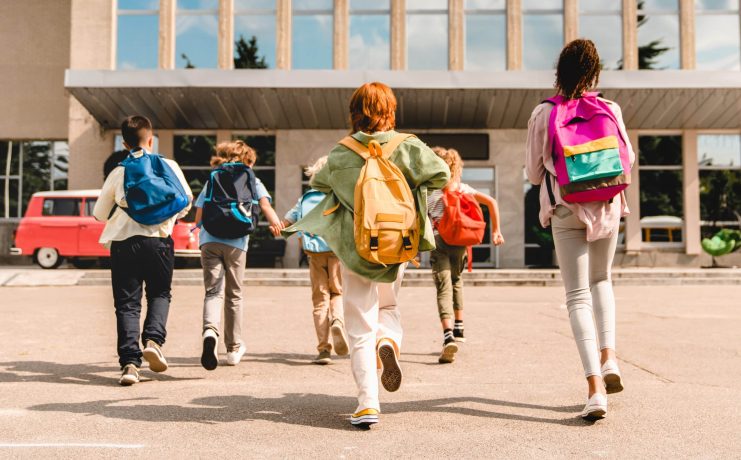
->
[284,189,332,253]
[195,177,270,252]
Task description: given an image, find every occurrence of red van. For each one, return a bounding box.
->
[11,190,200,269]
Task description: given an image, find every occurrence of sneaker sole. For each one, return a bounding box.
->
[581,408,606,421]
[438,342,459,364]
[331,324,350,356]
[200,336,218,371]
[312,359,332,365]
[118,376,138,386]
[378,345,402,392]
[603,373,624,394]
[350,415,379,430]
[454,337,466,343]
[143,348,168,373]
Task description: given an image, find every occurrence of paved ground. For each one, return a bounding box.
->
[0,282,739,458]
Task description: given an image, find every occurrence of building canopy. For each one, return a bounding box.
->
[65,70,741,131]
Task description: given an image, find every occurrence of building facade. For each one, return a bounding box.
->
[2,0,740,268]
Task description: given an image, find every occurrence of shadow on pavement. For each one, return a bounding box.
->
[0,361,203,387]
[27,393,586,429]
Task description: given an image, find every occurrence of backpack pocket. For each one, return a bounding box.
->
[563,136,624,183]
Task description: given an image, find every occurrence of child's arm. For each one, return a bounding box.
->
[93,169,119,222]
[194,207,203,226]
[282,197,303,228]
[473,191,505,246]
[260,197,284,237]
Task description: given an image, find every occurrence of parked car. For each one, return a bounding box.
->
[11,190,200,269]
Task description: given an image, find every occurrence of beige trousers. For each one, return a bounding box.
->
[551,207,619,378]
[308,252,343,353]
[342,264,405,412]
[201,242,246,351]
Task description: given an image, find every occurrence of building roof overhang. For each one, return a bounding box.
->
[64,69,741,130]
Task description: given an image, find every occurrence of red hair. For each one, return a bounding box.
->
[349,82,397,133]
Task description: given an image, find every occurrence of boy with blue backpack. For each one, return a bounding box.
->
[93,115,193,386]
[282,156,348,365]
[195,140,283,370]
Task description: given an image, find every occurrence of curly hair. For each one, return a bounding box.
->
[304,155,328,178]
[555,39,601,100]
[432,146,463,180]
[349,82,397,134]
[210,140,257,167]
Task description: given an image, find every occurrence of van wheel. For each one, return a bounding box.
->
[71,258,96,269]
[35,248,63,269]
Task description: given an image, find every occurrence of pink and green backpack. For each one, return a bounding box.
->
[544,92,631,204]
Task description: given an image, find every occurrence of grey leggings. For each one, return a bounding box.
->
[551,207,618,378]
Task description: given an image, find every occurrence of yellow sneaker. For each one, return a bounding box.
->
[350,408,379,429]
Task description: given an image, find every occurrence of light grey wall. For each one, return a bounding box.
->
[0,0,71,139]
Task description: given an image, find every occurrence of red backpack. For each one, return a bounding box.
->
[435,188,486,271]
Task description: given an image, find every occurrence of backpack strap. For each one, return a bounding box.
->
[338,136,370,160]
[381,133,415,158]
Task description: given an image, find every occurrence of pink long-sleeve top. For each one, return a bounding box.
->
[525,98,636,242]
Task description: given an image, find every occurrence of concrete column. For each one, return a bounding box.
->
[276,0,291,69]
[506,0,522,70]
[491,130,526,268]
[682,130,701,255]
[391,0,406,70]
[333,0,349,69]
[68,0,117,189]
[158,130,175,159]
[218,0,234,69]
[624,130,642,252]
[448,0,464,71]
[622,0,637,70]
[564,0,578,43]
[159,0,176,69]
[679,0,695,69]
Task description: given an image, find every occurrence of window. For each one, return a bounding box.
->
[638,135,684,244]
[174,134,217,199]
[407,0,448,70]
[698,134,741,238]
[176,0,219,68]
[114,135,160,153]
[42,199,80,217]
[84,199,98,217]
[293,0,333,69]
[1,141,69,219]
[461,167,498,267]
[636,0,680,69]
[117,0,160,69]
[522,0,563,70]
[580,1,622,70]
[696,0,741,70]
[233,134,277,243]
[349,0,391,69]
[464,0,506,71]
[413,133,490,160]
[234,0,276,69]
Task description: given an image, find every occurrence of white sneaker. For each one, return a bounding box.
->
[226,343,246,366]
[581,393,607,420]
[601,360,624,394]
[201,328,219,371]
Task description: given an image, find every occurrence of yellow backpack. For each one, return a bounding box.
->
[338,133,420,267]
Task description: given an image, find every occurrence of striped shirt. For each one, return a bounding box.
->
[427,183,477,226]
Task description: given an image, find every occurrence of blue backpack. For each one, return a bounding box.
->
[202,162,260,239]
[119,150,190,226]
[299,190,331,253]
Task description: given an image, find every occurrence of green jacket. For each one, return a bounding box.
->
[283,130,450,282]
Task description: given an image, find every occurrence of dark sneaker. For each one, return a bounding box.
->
[350,408,379,430]
[143,340,168,373]
[331,319,350,356]
[119,364,139,386]
[377,339,402,392]
[313,350,332,365]
[201,329,218,371]
[453,323,466,343]
[438,341,459,364]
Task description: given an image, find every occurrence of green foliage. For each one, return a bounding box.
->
[532,225,554,250]
[702,229,741,257]
[234,35,268,69]
[181,53,196,69]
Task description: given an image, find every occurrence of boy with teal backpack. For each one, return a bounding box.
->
[282,156,349,365]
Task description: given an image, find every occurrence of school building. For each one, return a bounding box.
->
[1,0,740,268]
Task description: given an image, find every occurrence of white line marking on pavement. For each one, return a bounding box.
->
[0,443,144,449]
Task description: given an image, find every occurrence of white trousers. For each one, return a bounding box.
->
[341,264,405,412]
[552,208,618,378]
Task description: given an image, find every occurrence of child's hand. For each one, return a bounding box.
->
[269,225,282,237]
[492,230,505,246]
[268,218,285,237]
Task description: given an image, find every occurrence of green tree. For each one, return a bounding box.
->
[617,1,672,70]
[234,35,268,69]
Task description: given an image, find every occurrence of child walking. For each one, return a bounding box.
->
[282,156,349,365]
[526,39,634,420]
[284,82,449,429]
[93,115,192,386]
[194,140,283,370]
[427,147,504,364]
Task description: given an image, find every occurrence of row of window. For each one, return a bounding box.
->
[117,0,741,71]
